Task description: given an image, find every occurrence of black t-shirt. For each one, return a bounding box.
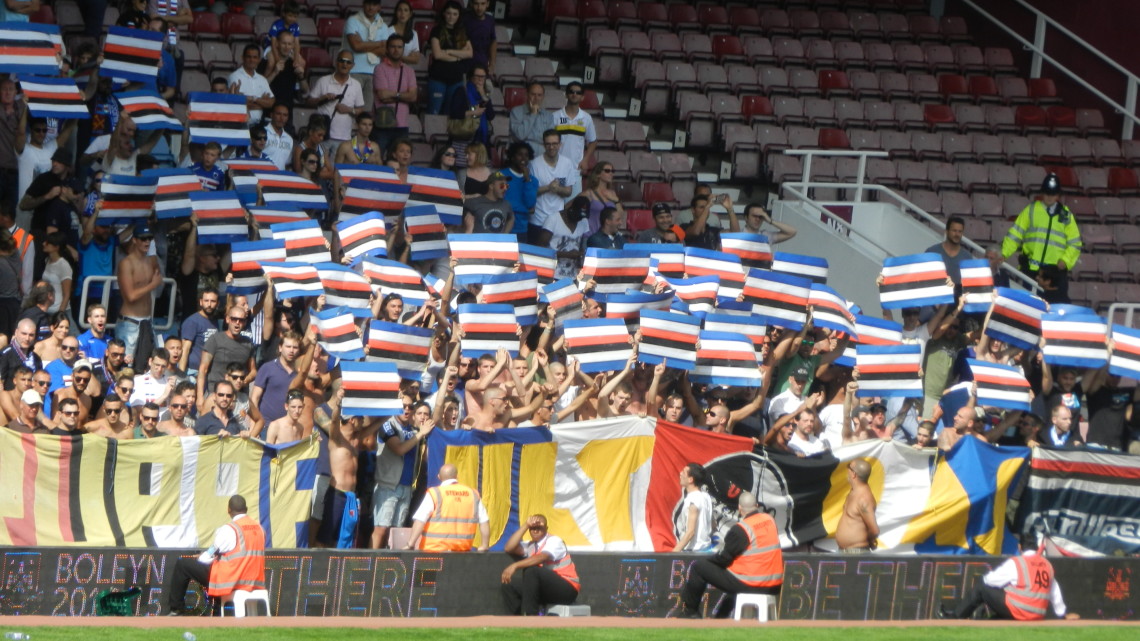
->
[1043,382,1083,415]
[258,59,300,108]
[26,172,74,234]
[1085,386,1132,450]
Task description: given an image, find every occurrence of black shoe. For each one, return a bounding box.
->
[937,604,958,620]
[677,608,702,619]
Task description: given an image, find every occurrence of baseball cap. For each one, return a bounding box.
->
[851,404,873,420]
[1041,173,1061,195]
[652,202,672,216]
[488,171,508,183]
[869,402,887,414]
[72,359,93,373]
[21,389,42,406]
[791,366,810,380]
[133,222,153,238]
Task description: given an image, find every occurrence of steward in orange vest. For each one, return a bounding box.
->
[679,491,783,619]
[405,464,490,552]
[166,495,267,616]
[939,533,1079,621]
[501,514,580,616]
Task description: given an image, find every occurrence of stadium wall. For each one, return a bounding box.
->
[2,548,1133,619]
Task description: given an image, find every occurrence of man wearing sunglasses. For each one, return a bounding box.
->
[196,380,242,437]
[51,359,96,425]
[116,222,163,365]
[196,307,255,414]
[551,81,596,175]
[157,392,197,437]
[308,48,366,158]
[500,513,580,616]
[51,397,83,436]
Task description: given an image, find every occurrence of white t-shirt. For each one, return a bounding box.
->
[309,74,365,141]
[901,323,932,357]
[226,68,274,123]
[530,154,576,231]
[767,388,803,427]
[523,533,570,564]
[411,479,490,523]
[42,257,72,314]
[817,404,846,450]
[265,125,294,170]
[788,431,828,456]
[552,107,596,169]
[17,140,56,216]
[676,489,714,551]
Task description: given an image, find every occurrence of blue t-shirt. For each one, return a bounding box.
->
[253,358,295,424]
[380,417,416,486]
[191,163,227,191]
[180,313,218,371]
[504,168,536,235]
[78,236,116,297]
[77,329,110,363]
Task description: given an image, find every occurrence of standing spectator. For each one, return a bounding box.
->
[260,30,307,109]
[371,393,427,548]
[196,306,254,411]
[372,34,418,154]
[534,196,590,281]
[227,45,276,125]
[673,463,713,552]
[684,194,739,251]
[551,82,596,176]
[1001,173,1081,302]
[307,51,366,159]
[145,16,179,102]
[40,233,72,322]
[447,66,494,165]
[344,0,391,114]
[509,82,551,157]
[0,79,25,214]
[388,0,421,65]
[249,330,302,425]
[179,288,218,378]
[333,113,382,166]
[100,116,158,177]
[463,0,496,73]
[0,205,31,297]
[427,1,472,115]
[129,348,175,407]
[17,115,73,226]
[18,283,53,342]
[461,142,491,196]
[528,130,574,240]
[115,223,163,364]
[264,103,294,170]
[0,229,21,338]
[502,142,536,242]
[635,203,680,244]
[77,209,116,315]
[927,216,968,288]
[741,203,797,243]
[462,171,513,234]
[77,303,110,364]
[176,223,223,321]
[20,151,82,243]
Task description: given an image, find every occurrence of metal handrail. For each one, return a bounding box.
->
[959,0,1140,139]
[77,276,179,331]
[1107,303,1140,329]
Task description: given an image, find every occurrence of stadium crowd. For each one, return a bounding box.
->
[0,0,1134,553]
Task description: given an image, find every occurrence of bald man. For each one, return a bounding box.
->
[835,458,879,552]
[0,319,42,390]
[404,463,490,552]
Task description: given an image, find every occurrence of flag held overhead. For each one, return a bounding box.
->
[691,331,762,387]
[771,251,828,285]
[987,287,1048,351]
[339,361,402,417]
[638,309,701,371]
[336,211,387,261]
[313,306,367,361]
[879,253,954,309]
[960,259,994,314]
[743,268,811,331]
[581,248,650,294]
[1109,325,1140,380]
[457,303,520,358]
[449,234,519,285]
[968,359,1032,411]
[360,257,431,306]
[855,344,923,398]
[564,318,633,373]
[367,320,434,379]
[720,233,773,268]
[1041,313,1109,369]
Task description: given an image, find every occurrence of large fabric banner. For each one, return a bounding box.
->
[0,431,318,549]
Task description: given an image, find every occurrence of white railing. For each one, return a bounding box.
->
[959,0,1140,139]
[77,276,179,332]
[1107,303,1140,329]
[779,149,1041,292]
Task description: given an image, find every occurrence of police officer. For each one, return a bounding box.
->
[1001,173,1082,301]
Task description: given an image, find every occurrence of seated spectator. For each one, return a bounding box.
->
[581,161,622,235]
[585,206,625,250]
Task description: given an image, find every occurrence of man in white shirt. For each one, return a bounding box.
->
[767,366,810,427]
[501,513,581,616]
[551,81,596,174]
[264,103,294,170]
[307,52,366,158]
[130,348,176,407]
[227,45,276,124]
[344,0,391,113]
[786,408,828,456]
[528,129,574,237]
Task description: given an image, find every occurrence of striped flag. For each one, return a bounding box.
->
[457,303,519,358]
[960,259,994,314]
[518,244,556,285]
[714,298,754,316]
[228,239,286,294]
[312,306,366,361]
[255,171,329,210]
[403,205,448,262]
[879,253,954,309]
[743,268,811,331]
[144,168,200,219]
[604,290,673,325]
[449,234,518,284]
[18,76,88,120]
[809,283,857,338]
[855,344,922,398]
[228,158,279,190]
[406,167,464,226]
[338,164,399,185]
[188,92,250,146]
[703,313,766,355]
[1109,325,1140,380]
[720,233,773,269]
[691,331,762,387]
[1041,313,1109,369]
[100,26,163,83]
[627,243,685,278]
[684,248,745,299]
[260,262,323,299]
[638,309,701,371]
[339,361,402,416]
[581,248,650,294]
[563,318,632,373]
[341,179,412,223]
[0,23,59,75]
[317,262,373,309]
[272,219,328,264]
[481,271,539,326]
[360,257,430,306]
[336,211,387,261]
[771,251,828,284]
[986,287,1048,351]
[968,359,1032,411]
[249,207,310,230]
[97,174,155,223]
[366,320,434,378]
[663,275,719,317]
[539,278,583,327]
[853,315,903,346]
[189,191,248,244]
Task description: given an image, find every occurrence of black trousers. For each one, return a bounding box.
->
[954,583,1014,620]
[681,558,780,618]
[167,557,211,612]
[501,566,579,616]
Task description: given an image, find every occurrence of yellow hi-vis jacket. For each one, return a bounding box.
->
[1001,200,1082,271]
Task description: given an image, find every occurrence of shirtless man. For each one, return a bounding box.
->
[157,394,196,436]
[319,388,383,548]
[464,349,509,416]
[0,366,33,424]
[264,390,310,444]
[463,387,540,432]
[835,458,879,552]
[289,325,328,434]
[52,360,96,425]
[115,223,164,364]
[85,393,132,439]
[939,406,982,452]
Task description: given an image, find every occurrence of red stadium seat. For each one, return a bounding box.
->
[220,13,254,37]
[1015,105,1050,134]
[1028,77,1062,106]
[818,70,853,99]
[1109,167,1140,195]
[317,18,345,44]
[191,12,222,38]
[818,128,851,149]
[626,209,654,234]
[642,182,678,207]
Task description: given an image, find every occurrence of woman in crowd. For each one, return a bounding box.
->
[427,1,472,114]
[582,160,623,235]
[447,64,494,167]
[461,142,491,197]
[34,312,70,363]
[292,115,334,182]
[390,0,421,65]
[430,144,458,177]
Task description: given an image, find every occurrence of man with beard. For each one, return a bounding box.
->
[52,359,96,424]
[84,392,131,439]
[77,304,111,363]
[179,288,219,377]
[196,381,243,437]
[157,393,196,436]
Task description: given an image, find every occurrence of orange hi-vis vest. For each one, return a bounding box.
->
[727,511,784,588]
[421,483,480,551]
[207,515,266,597]
[11,228,31,262]
[1004,554,1054,620]
[531,537,579,589]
